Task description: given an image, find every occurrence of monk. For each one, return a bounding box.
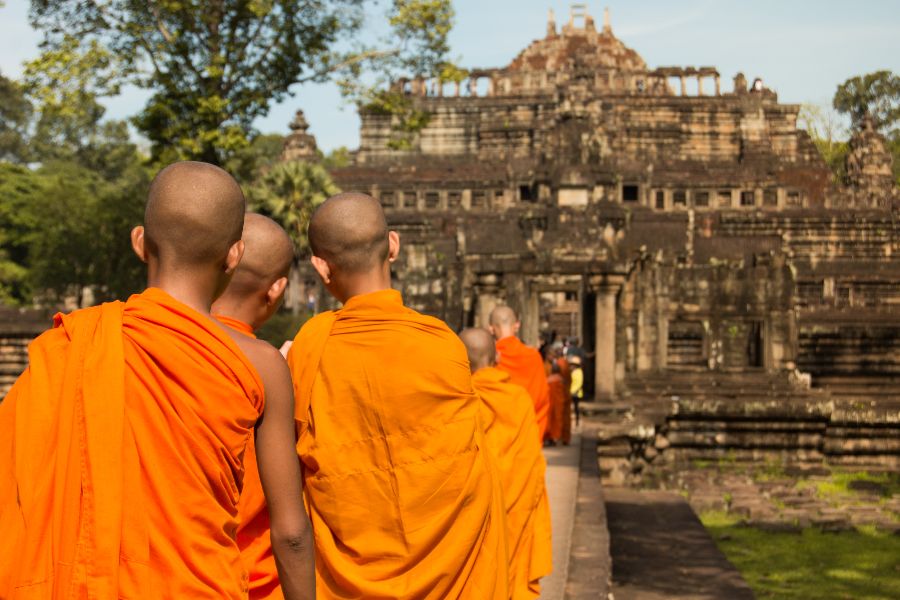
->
[554,347,573,445]
[210,213,296,600]
[544,355,568,446]
[459,328,553,599]
[489,305,551,441]
[286,192,508,599]
[0,162,314,599]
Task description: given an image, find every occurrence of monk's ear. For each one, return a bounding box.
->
[224,240,245,275]
[131,226,148,263]
[387,230,400,263]
[310,255,331,284]
[267,276,288,307]
[514,321,521,334]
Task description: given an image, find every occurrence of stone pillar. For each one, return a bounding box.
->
[592,275,624,401]
[454,81,461,97]
[521,287,540,348]
[697,76,704,96]
[475,273,501,328]
[714,76,721,96]
[679,75,686,96]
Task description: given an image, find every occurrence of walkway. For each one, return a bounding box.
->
[539,431,582,600]
[605,488,755,600]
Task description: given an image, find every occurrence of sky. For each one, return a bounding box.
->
[2,0,899,152]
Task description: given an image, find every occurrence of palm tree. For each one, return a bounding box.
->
[248,160,340,257]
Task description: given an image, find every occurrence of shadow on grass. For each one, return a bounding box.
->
[702,513,900,600]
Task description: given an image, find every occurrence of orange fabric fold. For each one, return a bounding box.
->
[287,289,508,599]
[0,288,264,599]
[495,336,551,441]
[215,313,256,337]
[555,358,572,445]
[472,367,553,599]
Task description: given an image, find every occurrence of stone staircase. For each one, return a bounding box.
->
[596,370,899,486]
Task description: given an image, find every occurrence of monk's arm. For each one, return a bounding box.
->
[254,348,315,600]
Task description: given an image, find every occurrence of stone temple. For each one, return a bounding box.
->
[291,5,898,471]
[1,6,897,472]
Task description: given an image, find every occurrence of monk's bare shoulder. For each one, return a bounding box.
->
[223,329,286,377]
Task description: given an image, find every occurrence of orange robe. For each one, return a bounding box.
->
[215,315,283,600]
[472,367,553,599]
[496,336,551,441]
[0,288,264,599]
[546,373,567,443]
[287,289,508,599]
[555,358,572,445]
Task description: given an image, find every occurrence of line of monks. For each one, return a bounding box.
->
[0,161,561,599]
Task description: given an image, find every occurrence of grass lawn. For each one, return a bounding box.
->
[702,512,900,600]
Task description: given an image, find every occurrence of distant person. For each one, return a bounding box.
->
[459,327,553,599]
[0,162,313,598]
[569,355,585,425]
[286,192,508,598]
[211,213,310,600]
[544,351,569,446]
[554,346,573,444]
[490,306,551,441]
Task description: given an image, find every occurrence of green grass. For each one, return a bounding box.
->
[796,471,900,502]
[702,511,900,599]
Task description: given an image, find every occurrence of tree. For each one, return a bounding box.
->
[0,155,148,307]
[833,71,900,131]
[0,73,32,163]
[224,132,285,184]
[22,160,149,306]
[0,163,42,303]
[27,0,458,164]
[833,71,900,186]
[248,160,339,258]
[798,103,849,185]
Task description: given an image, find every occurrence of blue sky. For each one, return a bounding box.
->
[2,0,898,151]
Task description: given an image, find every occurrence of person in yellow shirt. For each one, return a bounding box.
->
[569,355,585,425]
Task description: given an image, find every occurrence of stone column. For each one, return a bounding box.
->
[679,75,686,96]
[714,76,721,96]
[475,273,501,328]
[521,287,540,348]
[592,275,624,401]
[697,75,704,96]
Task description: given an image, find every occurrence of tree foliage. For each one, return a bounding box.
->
[0,132,149,306]
[248,160,339,257]
[0,73,32,163]
[798,103,849,185]
[224,132,285,184]
[27,0,458,164]
[833,70,900,186]
[833,70,900,131]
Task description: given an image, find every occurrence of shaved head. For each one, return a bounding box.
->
[308,192,389,274]
[459,328,497,372]
[144,161,245,267]
[489,305,519,340]
[221,213,294,300]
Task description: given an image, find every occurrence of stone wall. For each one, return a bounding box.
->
[0,307,51,397]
